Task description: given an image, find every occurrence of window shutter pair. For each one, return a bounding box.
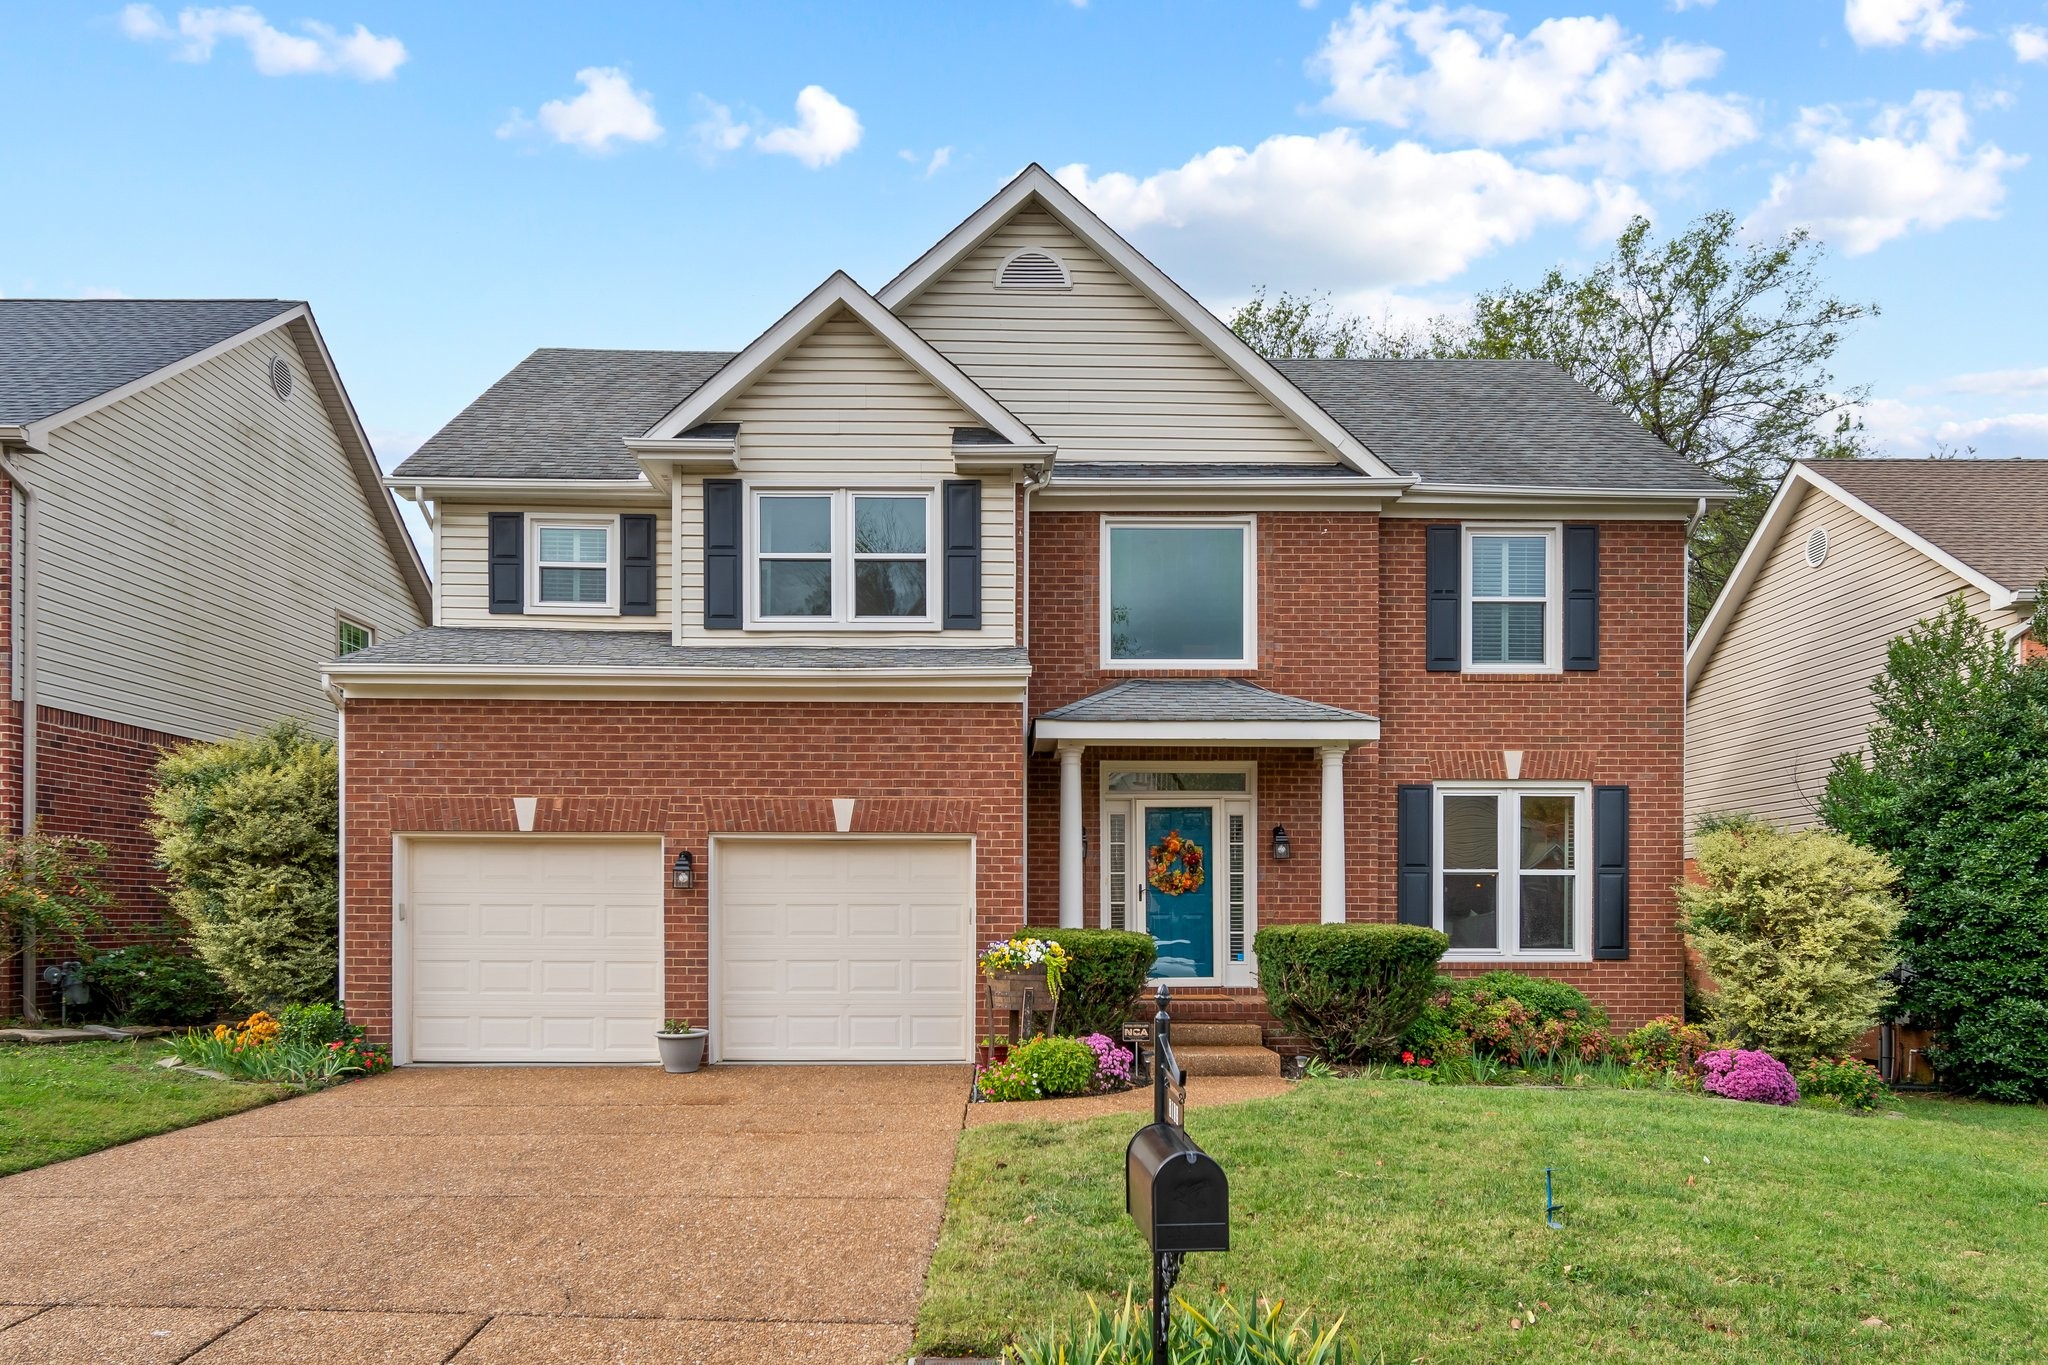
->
[1393,782,1630,957]
[699,478,982,629]
[1422,523,1600,671]
[487,511,654,615]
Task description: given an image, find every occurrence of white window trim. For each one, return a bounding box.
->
[527,514,621,615]
[1097,762,1259,989]
[745,486,940,631]
[1462,523,1562,675]
[1433,780,1592,963]
[335,612,375,656]
[1099,515,1258,671]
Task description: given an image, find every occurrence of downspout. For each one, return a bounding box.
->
[3,457,41,1019]
[335,692,346,1005]
[1019,463,1054,931]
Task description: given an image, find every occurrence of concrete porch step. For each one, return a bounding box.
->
[1175,1043,1283,1078]
[1169,1022,1267,1047]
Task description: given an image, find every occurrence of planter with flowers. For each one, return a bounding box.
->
[656,1018,709,1074]
[979,937,1071,1043]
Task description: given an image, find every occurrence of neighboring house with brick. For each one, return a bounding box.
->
[0,300,431,1017]
[1687,459,2047,837]
[330,166,1726,1066]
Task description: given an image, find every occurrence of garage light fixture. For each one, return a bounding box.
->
[1271,826,1291,861]
[672,850,696,889]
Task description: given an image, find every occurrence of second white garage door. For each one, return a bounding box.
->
[716,839,972,1062]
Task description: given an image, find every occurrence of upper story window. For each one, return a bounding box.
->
[1437,783,1589,959]
[336,616,373,656]
[752,489,933,625]
[530,516,618,612]
[1465,525,1559,672]
[1101,517,1255,669]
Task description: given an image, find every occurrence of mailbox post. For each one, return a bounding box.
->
[1125,985,1229,1365]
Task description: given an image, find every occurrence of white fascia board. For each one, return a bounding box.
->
[1685,469,1807,692]
[0,426,27,445]
[1389,485,1719,520]
[19,304,307,447]
[384,476,665,505]
[1031,718,1380,751]
[324,661,1032,703]
[876,165,1396,479]
[1042,475,1407,496]
[1796,462,2019,606]
[642,271,1038,446]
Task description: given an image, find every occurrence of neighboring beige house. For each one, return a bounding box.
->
[1686,459,2048,836]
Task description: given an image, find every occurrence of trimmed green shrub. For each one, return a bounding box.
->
[1617,1015,1713,1074]
[1821,596,2048,1102]
[1463,970,1607,1028]
[83,942,232,1024]
[149,721,340,1008]
[1037,928,1156,1037]
[1796,1056,1893,1112]
[1254,923,1449,1062]
[1010,1034,1098,1097]
[275,1001,351,1048]
[1403,973,1611,1064]
[1679,819,1903,1064]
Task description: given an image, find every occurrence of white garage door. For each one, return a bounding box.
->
[407,838,663,1063]
[717,839,972,1062]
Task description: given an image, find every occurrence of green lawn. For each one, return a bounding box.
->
[0,1041,289,1177]
[917,1080,2048,1362]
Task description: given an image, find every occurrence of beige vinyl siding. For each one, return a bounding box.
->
[895,207,1333,465]
[1686,487,1992,838]
[32,329,425,741]
[437,504,672,631]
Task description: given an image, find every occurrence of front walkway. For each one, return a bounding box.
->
[0,1065,971,1364]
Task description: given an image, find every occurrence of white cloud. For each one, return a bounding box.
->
[1843,0,1978,50]
[690,96,751,160]
[1669,0,1718,9]
[502,67,663,154]
[899,146,954,177]
[2013,24,2048,62]
[1749,90,2023,254]
[119,4,405,80]
[1941,365,2048,395]
[756,85,862,168]
[1856,395,2048,457]
[1055,130,1600,292]
[1311,2,1755,175]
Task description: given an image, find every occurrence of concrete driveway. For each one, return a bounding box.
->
[0,1064,972,1364]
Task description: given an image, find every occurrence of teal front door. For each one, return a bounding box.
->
[1142,805,1215,979]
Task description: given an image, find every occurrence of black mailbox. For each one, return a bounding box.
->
[1126,1121,1230,1253]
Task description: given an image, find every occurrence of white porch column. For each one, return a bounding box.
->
[1319,744,1349,924]
[1058,742,1085,928]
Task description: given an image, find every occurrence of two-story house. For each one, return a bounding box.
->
[328,166,1726,1065]
[1,299,430,1017]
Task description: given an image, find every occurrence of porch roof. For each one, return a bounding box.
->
[1031,679,1379,751]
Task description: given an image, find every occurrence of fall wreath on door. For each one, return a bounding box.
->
[1147,830,1207,896]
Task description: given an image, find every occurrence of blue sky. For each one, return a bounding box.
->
[4,0,2046,475]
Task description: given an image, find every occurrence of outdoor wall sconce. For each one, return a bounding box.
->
[672,850,695,889]
[1271,826,1291,861]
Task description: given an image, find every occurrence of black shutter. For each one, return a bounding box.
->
[1425,524,1461,672]
[1593,785,1629,959]
[942,479,982,630]
[703,479,742,630]
[620,513,656,616]
[1563,523,1599,671]
[1397,785,1434,926]
[487,512,523,615]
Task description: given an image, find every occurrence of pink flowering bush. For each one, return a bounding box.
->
[1081,1032,1134,1092]
[1698,1048,1799,1105]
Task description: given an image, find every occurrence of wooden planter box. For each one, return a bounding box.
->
[984,966,1052,1012]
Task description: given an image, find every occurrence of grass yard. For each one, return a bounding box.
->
[0,1040,288,1177]
[917,1079,2048,1362]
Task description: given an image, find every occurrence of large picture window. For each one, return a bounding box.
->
[1464,526,1559,671]
[1435,784,1589,958]
[751,489,934,625]
[1102,518,1255,668]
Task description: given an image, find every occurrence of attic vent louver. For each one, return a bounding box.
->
[996,248,1072,290]
[268,356,294,401]
[1805,526,1828,568]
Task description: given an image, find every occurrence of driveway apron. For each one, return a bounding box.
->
[0,1064,972,1363]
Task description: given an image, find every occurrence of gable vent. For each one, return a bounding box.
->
[995,248,1072,290]
[1805,526,1828,568]
[268,355,294,401]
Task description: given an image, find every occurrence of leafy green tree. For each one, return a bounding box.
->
[1231,212,1878,630]
[1,828,114,1021]
[149,721,340,1007]
[1821,597,2048,1102]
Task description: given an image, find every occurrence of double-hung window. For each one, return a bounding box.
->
[1436,784,1589,958]
[530,517,618,612]
[1464,526,1559,671]
[752,489,934,625]
[336,616,373,656]
[1101,517,1256,668]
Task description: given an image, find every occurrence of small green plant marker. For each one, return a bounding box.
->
[1545,1167,1564,1229]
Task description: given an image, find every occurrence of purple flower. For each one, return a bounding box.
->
[1698,1048,1800,1105]
[1081,1032,1134,1091]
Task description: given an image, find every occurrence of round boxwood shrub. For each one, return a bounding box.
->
[1010,1034,1098,1097]
[1037,928,1156,1038]
[1254,923,1449,1062]
[1463,970,1607,1028]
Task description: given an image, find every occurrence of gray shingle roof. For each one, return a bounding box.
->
[1804,458,2048,593]
[393,349,737,480]
[1037,679,1375,724]
[1273,358,1726,494]
[0,299,300,425]
[331,626,1029,671]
